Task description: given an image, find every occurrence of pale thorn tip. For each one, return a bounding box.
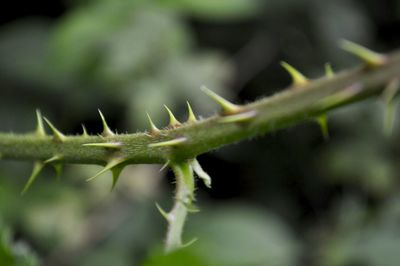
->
[43,117,66,142]
[82,142,122,149]
[44,155,63,164]
[280,61,308,86]
[340,39,387,67]
[200,85,241,114]
[191,159,212,188]
[81,124,89,137]
[86,158,126,182]
[148,137,187,148]
[164,105,181,127]
[146,112,160,133]
[35,109,46,137]
[186,101,197,123]
[218,110,257,124]
[98,109,115,137]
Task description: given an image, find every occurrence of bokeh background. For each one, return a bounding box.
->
[1,0,400,265]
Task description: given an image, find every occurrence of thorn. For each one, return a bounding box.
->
[191,159,211,188]
[200,85,241,115]
[185,203,200,213]
[98,109,114,137]
[146,113,160,134]
[81,124,89,137]
[182,238,198,248]
[164,105,181,128]
[218,110,257,123]
[382,78,400,137]
[281,61,308,86]
[186,101,197,123]
[315,114,330,140]
[148,137,187,148]
[83,142,122,149]
[35,109,46,137]
[52,163,63,179]
[340,39,387,67]
[110,165,124,190]
[44,155,63,164]
[21,161,44,195]
[155,202,170,221]
[325,63,334,78]
[86,158,126,182]
[159,160,170,172]
[43,118,66,142]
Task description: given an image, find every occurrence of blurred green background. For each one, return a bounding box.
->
[1,0,400,265]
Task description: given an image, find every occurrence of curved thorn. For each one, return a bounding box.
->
[21,161,44,195]
[98,109,114,137]
[315,114,330,140]
[191,159,211,188]
[81,124,89,137]
[44,155,63,164]
[281,61,308,86]
[186,101,197,123]
[83,142,122,149]
[43,117,66,142]
[148,137,187,148]
[325,63,334,78]
[218,110,257,124]
[164,105,181,127]
[200,85,241,114]
[86,158,126,182]
[155,202,170,221]
[185,203,200,213]
[35,109,46,137]
[182,238,198,248]
[340,39,387,67]
[146,113,160,134]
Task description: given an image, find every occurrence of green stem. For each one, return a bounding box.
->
[164,161,195,253]
[0,51,400,166]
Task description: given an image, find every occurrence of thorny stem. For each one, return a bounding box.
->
[164,161,195,253]
[0,50,400,165]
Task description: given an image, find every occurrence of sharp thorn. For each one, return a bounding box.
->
[53,163,63,179]
[185,203,200,213]
[340,39,387,67]
[110,166,124,190]
[81,124,89,137]
[182,238,198,248]
[191,159,211,188]
[83,142,122,149]
[146,112,160,134]
[186,101,197,123]
[98,109,115,137]
[44,155,63,164]
[86,158,126,182]
[325,63,334,78]
[35,109,46,137]
[159,160,170,172]
[155,202,170,221]
[43,117,66,142]
[218,110,257,123]
[315,114,330,140]
[281,61,308,86]
[164,105,181,128]
[148,137,187,148]
[200,85,241,115]
[21,161,44,195]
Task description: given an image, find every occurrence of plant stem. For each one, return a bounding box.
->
[164,161,194,253]
[0,51,400,166]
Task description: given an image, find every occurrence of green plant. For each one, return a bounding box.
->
[0,40,399,253]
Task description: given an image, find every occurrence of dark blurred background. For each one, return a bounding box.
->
[1,0,400,265]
